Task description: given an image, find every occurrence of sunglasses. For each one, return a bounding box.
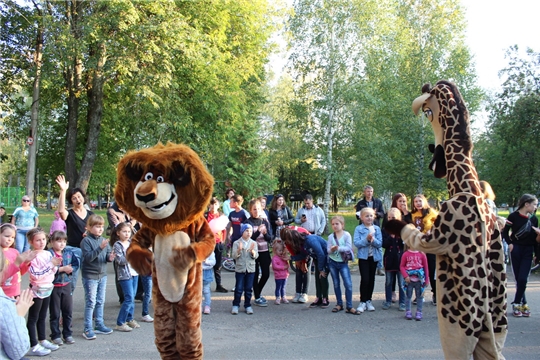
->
[23,199,30,202]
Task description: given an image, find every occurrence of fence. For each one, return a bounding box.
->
[0,187,25,209]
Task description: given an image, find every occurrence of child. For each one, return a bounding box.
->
[113,222,140,332]
[1,223,33,298]
[353,207,382,313]
[382,208,405,311]
[271,240,290,305]
[48,231,79,345]
[80,215,115,340]
[26,227,62,356]
[227,195,250,244]
[49,211,67,236]
[400,246,429,321]
[327,216,356,314]
[231,224,258,315]
[202,251,216,314]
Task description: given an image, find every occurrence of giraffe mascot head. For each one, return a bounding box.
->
[386,80,507,359]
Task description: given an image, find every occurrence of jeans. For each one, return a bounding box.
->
[82,276,107,331]
[385,270,405,306]
[141,274,152,316]
[511,244,534,305]
[15,229,30,254]
[202,281,212,307]
[405,281,424,312]
[27,296,50,347]
[66,246,82,293]
[232,272,255,308]
[117,276,138,325]
[295,257,312,294]
[358,256,377,302]
[49,284,73,339]
[328,258,353,309]
[274,279,287,298]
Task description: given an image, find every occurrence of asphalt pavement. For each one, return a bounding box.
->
[26,264,540,360]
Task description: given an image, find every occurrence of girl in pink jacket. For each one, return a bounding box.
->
[271,240,290,305]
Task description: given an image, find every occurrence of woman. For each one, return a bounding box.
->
[281,227,329,308]
[411,194,438,305]
[502,194,540,317]
[268,194,294,239]
[222,188,235,217]
[11,195,39,254]
[244,199,272,307]
[204,197,228,293]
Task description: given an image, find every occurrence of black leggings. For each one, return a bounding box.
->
[253,251,271,299]
[27,296,51,347]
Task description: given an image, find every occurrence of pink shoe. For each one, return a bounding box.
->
[281,297,289,304]
[203,306,211,314]
[275,298,281,305]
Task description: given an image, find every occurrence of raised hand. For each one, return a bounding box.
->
[55,175,69,191]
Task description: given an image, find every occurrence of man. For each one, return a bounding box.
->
[355,185,385,275]
[295,194,326,236]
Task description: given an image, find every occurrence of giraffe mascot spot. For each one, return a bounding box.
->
[115,143,215,360]
[385,81,507,359]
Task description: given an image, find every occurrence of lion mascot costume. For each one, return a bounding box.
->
[115,142,215,359]
[385,81,507,359]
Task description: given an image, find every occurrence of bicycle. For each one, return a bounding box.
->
[221,255,235,272]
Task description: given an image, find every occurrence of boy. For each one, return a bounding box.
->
[231,224,258,315]
[80,215,115,339]
[48,231,79,345]
[227,195,250,244]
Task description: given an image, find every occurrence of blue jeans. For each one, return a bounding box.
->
[232,272,255,308]
[328,258,353,308]
[15,229,30,254]
[405,281,424,312]
[66,246,82,293]
[82,276,107,331]
[117,276,138,325]
[385,270,405,306]
[202,281,212,308]
[274,279,287,298]
[141,275,152,316]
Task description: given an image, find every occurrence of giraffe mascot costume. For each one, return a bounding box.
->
[385,80,507,359]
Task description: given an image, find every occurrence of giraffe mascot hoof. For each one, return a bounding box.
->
[115,143,215,360]
[402,81,507,359]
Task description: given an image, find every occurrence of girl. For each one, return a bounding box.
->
[382,208,405,311]
[502,194,540,317]
[400,246,429,321]
[271,240,290,305]
[48,231,78,345]
[389,193,413,224]
[268,194,294,239]
[280,227,329,308]
[49,211,67,236]
[1,223,33,298]
[244,199,272,307]
[202,251,216,314]
[204,197,228,293]
[353,208,382,313]
[231,224,259,315]
[411,194,438,305]
[11,195,39,254]
[26,227,62,356]
[113,222,140,332]
[282,226,312,304]
[327,216,356,314]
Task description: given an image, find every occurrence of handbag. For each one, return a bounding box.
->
[333,233,352,262]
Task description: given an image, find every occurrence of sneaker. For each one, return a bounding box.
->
[231,306,239,315]
[203,306,211,314]
[513,303,523,317]
[382,302,391,310]
[94,324,113,334]
[281,297,289,304]
[51,338,63,346]
[63,336,75,344]
[309,297,322,308]
[391,292,397,303]
[298,294,308,303]
[141,314,154,322]
[215,285,228,293]
[398,303,406,311]
[39,340,59,351]
[321,298,330,308]
[366,300,375,311]
[127,320,140,328]
[521,304,531,317]
[245,306,254,315]
[405,310,412,320]
[376,268,385,276]
[115,323,133,332]
[254,297,268,307]
[275,298,281,305]
[356,302,366,313]
[415,311,423,321]
[292,293,301,303]
[432,298,437,306]
[27,344,51,356]
[82,329,97,340]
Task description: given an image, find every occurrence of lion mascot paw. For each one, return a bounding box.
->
[115,142,215,360]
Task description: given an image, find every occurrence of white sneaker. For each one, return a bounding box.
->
[292,293,301,303]
[231,306,239,315]
[356,302,366,313]
[245,306,254,315]
[366,300,375,311]
[39,339,59,351]
[28,344,51,356]
[141,314,154,322]
[298,293,308,303]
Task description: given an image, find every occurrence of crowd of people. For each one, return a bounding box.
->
[1,180,539,358]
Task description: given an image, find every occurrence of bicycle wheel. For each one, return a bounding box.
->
[222,258,236,272]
